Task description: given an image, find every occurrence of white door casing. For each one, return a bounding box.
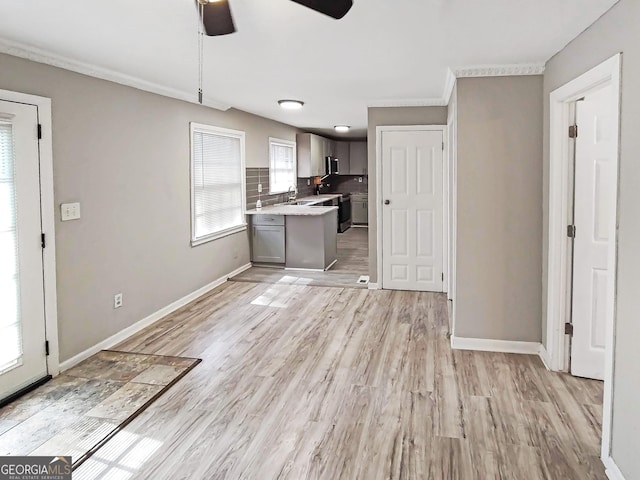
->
[381,129,444,292]
[570,85,616,380]
[0,100,48,399]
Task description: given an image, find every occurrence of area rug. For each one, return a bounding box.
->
[0,350,200,469]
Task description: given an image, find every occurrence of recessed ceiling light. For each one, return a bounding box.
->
[278,100,304,110]
[334,125,350,133]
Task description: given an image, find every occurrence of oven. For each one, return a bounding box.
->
[338,195,351,233]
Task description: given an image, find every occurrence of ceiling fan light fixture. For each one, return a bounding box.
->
[334,125,350,133]
[278,100,305,110]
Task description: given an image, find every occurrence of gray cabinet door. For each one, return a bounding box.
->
[349,141,367,175]
[352,200,368,224]
[252,225,285,263]
[335,141,350,175]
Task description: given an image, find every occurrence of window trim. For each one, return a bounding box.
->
[190,122,247,247]
[268,137,297,195]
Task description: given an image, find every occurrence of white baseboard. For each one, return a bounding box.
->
[450,336,541,355]
[368,282,380,290]
[59,263,251,372]
[537,344,552,370]
[604,456,627,480]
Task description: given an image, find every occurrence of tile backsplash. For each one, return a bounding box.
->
[323,174,368,194]
[246,168,314,210]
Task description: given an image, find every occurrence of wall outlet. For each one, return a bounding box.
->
[114,293,123,309]
[61,202,81,221]
[358,177,363,183]
[258,183,263,193]
[307,179,310,186]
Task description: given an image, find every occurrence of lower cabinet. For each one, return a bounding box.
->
[352,199,368,225]
[251,215,285,264]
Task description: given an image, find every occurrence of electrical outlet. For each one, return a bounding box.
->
[61,202,81,221]
[358,177,363,183]
[258,183,263,193]
[114,293,123,309]
[307,179,310,186]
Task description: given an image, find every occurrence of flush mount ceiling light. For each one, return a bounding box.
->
[278,100,305,110]
[334,125,350,133]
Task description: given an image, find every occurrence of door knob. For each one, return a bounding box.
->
[384,199,390,205]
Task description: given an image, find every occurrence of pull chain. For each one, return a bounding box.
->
[198,2,204,104]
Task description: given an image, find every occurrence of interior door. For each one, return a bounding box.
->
[381,129,444,292]
[570,85,616,380]
[0,100,48,400]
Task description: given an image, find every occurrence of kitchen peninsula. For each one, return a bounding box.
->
[245,202,338,271]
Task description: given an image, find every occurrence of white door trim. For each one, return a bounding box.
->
[0,88,59,377]
[545,53,621,463]
[375,125,448,291]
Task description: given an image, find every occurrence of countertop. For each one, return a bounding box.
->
[245,205,338,216]
[296,194,343,204]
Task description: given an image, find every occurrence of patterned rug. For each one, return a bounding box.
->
[0,350,200,468]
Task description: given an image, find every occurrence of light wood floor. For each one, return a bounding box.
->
[74,282,605,480]
[332,226,369,274]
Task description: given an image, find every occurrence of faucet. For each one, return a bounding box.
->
[287,185,297,203]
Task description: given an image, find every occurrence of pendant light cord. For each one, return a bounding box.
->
[198,2,204,104]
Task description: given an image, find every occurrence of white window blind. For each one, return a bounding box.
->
[0,120,23,374]
[269,138,296,194]
[191,124,246,245]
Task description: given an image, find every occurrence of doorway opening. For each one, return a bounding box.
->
[545,53,621,470]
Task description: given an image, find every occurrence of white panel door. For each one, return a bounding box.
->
[0,100,48,400]
[571,85,616,380]
[382,130,444,292]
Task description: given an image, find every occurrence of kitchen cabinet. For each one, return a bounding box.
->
[352,194,368,225]
[334,141,350,175]
[251,215,285,264]
[297,133,326,177]
[349,141,367,175]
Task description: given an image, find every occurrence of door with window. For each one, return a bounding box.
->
[381,129,444,292]
[0,100,48,400]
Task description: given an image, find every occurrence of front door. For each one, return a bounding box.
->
[0,100,48,400]
[570,85,616,380]
[381,129,444,292]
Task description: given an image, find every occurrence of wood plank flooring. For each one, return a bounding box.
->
[73,282,605,480]
[332,226,369,274]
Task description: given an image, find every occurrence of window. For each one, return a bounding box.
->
[268,137,296,194]
[190,123,246,246]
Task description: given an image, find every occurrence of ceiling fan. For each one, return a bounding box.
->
[196,0,354,36]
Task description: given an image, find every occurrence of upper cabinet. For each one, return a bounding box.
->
[334,141,350,175]
[349,141,367,175]
[297,134,367,177]
[296,133,325,177]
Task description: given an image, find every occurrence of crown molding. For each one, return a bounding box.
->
[442,68,457,104]
[453,63,545,78]
[368,98,447,108]
[0,37,231,111]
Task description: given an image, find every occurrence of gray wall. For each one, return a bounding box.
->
[543,1,640,477]
[455,76,543,342]
[366,106,448,282]
[0,52,299,362]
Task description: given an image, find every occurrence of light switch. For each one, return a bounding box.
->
[61,202,81,221]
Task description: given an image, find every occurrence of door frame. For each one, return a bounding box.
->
[0,89,60,377]
[375,125,449,291]
[544,53,621,465]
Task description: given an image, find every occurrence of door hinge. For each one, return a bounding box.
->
[37,124,42,140]
[441,273,444,281]
[567,225,576,238]
[41,233,46,249]
[565,323,574,336]
[45,341,50,356]
[442,142,445,151]
[568,125,578,138]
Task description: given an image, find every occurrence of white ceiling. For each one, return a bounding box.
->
[0,0,617,137]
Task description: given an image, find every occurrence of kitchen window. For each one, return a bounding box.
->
[268,137,297,194]
[190,123,246,246]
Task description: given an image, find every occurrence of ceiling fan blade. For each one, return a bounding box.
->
[198,0,236,36]
[290,0,353,19]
